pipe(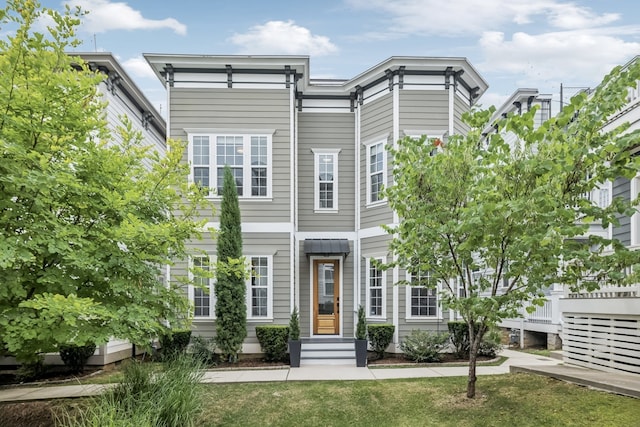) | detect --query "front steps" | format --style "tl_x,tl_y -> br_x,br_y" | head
300,338 -> 356,366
